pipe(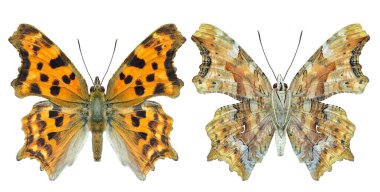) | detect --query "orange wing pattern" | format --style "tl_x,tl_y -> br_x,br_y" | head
106,24 -> 185,106
107,101 -> 178,180
289,24 -> 369,101
10,24 -> 89,106
17,101 -> 87,180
